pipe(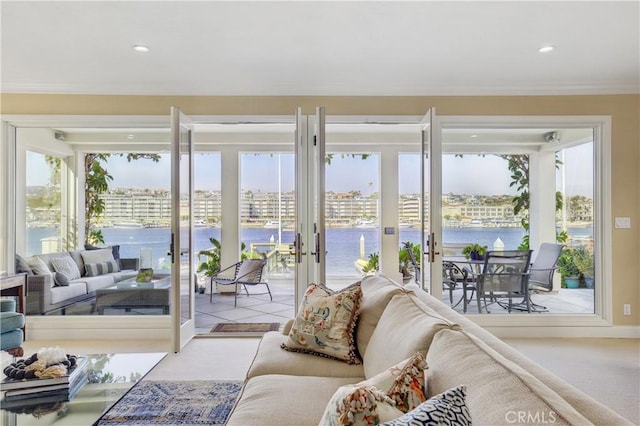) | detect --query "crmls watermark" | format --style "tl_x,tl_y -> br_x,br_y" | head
505,410 -> 557,424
